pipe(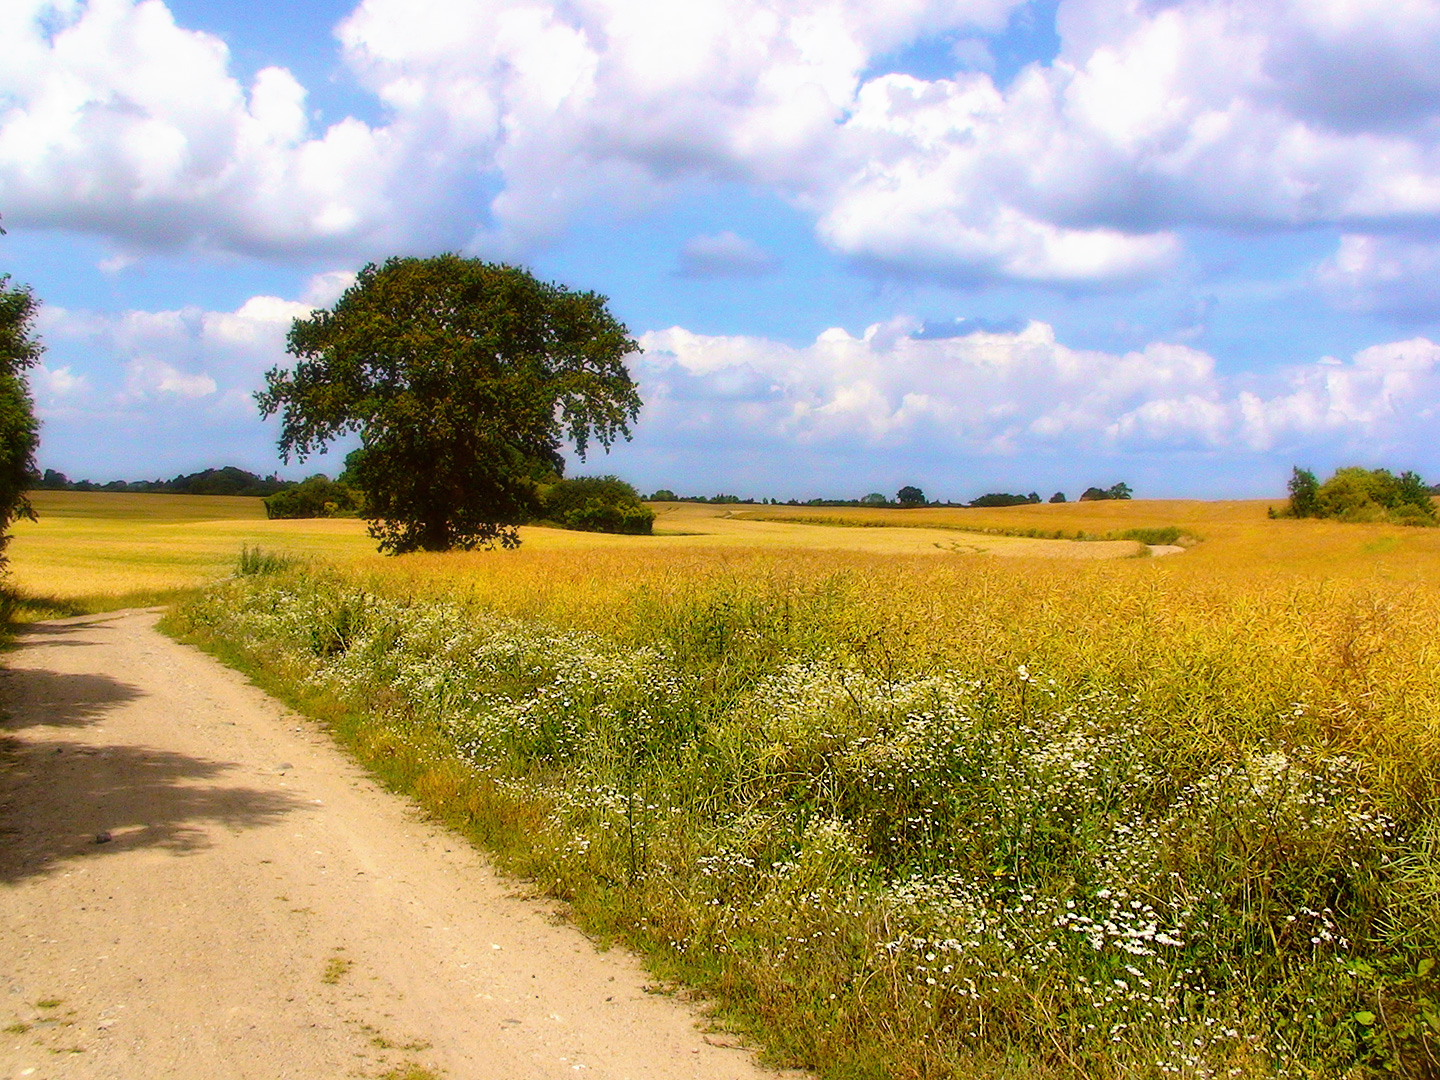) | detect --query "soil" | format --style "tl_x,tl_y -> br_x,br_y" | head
0,610 -> 802,1080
